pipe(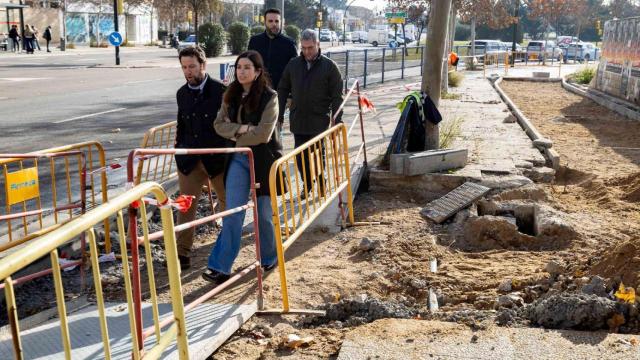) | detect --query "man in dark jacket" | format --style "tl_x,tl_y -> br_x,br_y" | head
43,26 -> 52,52
175,46 -> 228,269
277,29 -> 343,196
9,25 -> 20,52
248,8 -> 297,89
